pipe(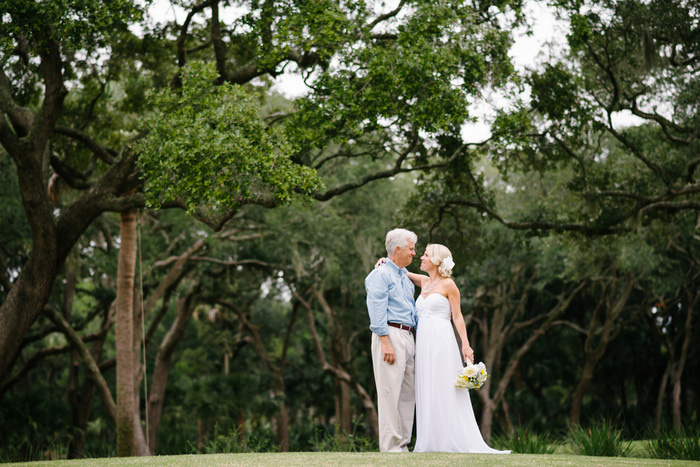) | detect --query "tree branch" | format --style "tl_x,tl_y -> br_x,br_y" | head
54,126 -> 116,164
1,313 -> 112,395
367,0 -> 409,30
32,35 -> 68,153
0,67 -> 35,136
49,155 -> 91,190
43,306 -> 117,422
639,200 -> 700,214
175,0 -> 216,69
210,0 -> 227,83
314,135 -> 456,201
605,125 -> 671,189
